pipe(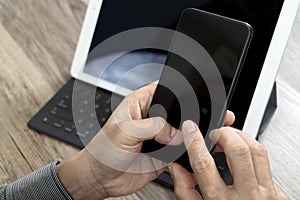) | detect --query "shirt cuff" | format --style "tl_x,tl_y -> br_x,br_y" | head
5,161 -> 73,200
